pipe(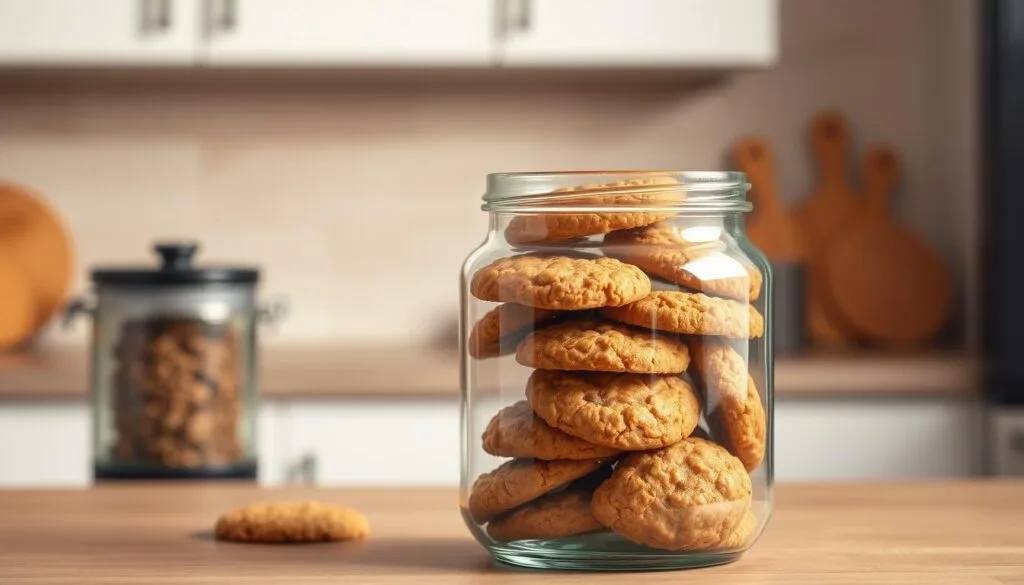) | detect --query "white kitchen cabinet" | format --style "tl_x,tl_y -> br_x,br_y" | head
497,0 -> 777,67
202,0 -> 493,66
271,399 -> 460,486
0,402 -> 90,486
0,0 -> 200,65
